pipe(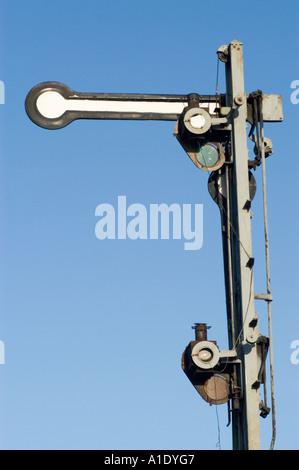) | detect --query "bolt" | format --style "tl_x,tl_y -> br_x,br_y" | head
234,93 -> 245,107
